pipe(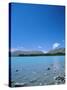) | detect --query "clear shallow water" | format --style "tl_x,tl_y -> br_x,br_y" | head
10,56 -> 65,87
